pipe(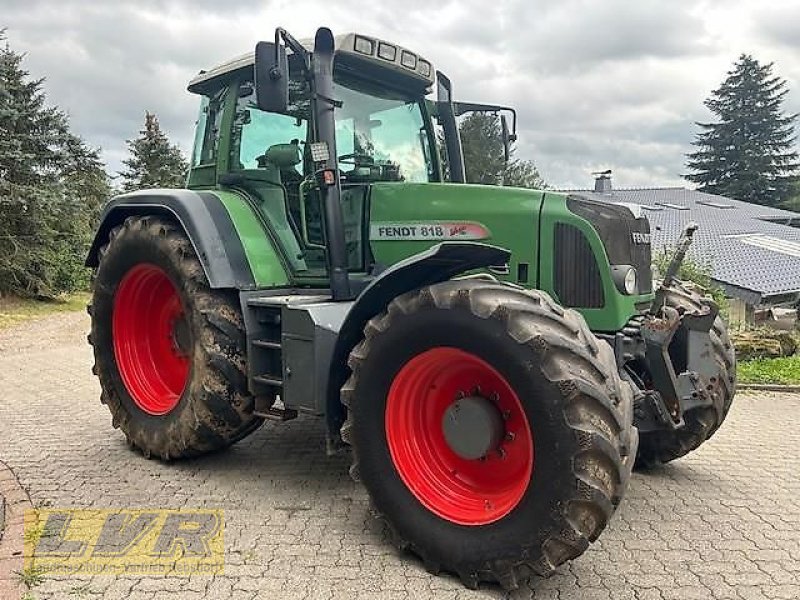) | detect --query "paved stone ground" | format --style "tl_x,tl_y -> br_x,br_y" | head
0,312 -> 799,600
